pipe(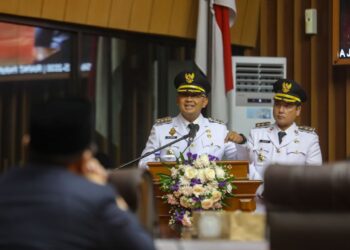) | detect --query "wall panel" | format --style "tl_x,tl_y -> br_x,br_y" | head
0,0 -> 19,13
168,0 -> 195,38
17,0 -> 43,17
87,0 -> 112,27
149,0 -> 173,35
108,0 -> 134,30
129,0 -> 153,33
64,0 -> 90,24
42,0 -> 67,21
